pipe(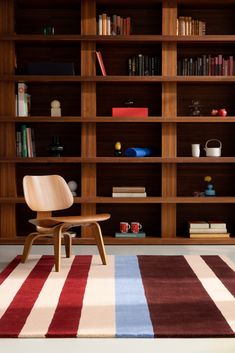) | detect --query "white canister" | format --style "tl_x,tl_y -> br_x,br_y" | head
204,139 -> 222,157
